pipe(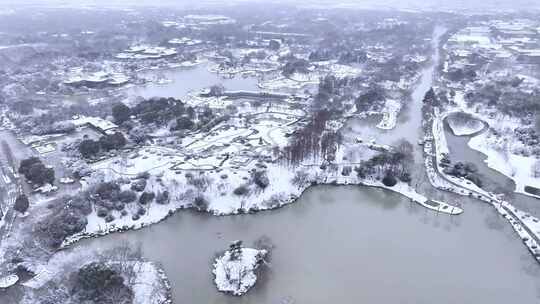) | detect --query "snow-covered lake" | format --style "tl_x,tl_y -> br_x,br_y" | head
78,185 -> 540,303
